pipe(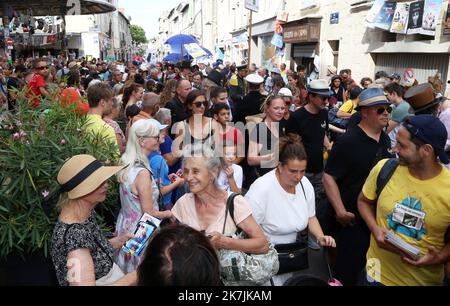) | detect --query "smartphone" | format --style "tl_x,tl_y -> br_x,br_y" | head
121,220 -> 157,256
